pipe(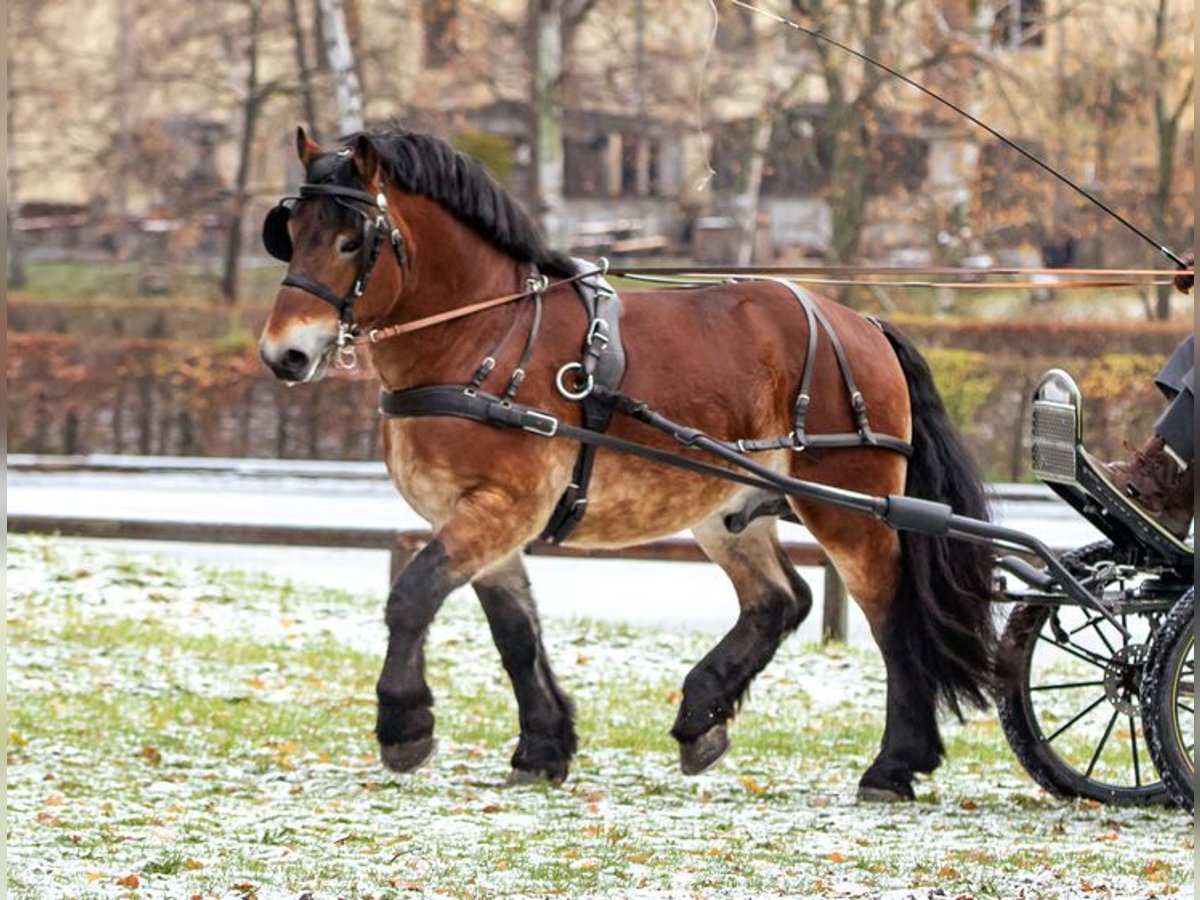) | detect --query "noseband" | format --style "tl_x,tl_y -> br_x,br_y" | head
263,173 -> 407,359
